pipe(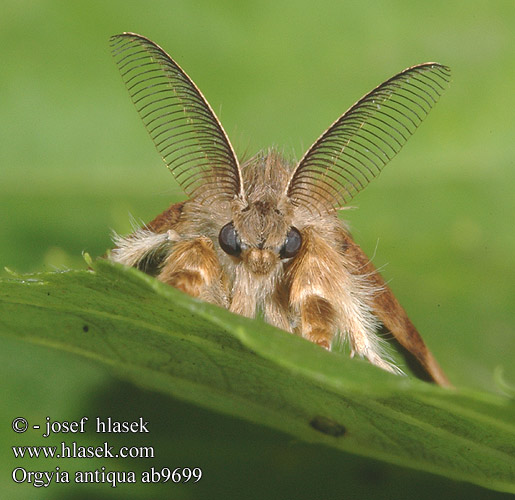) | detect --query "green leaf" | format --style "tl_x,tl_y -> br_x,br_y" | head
0,260 -> 514,493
